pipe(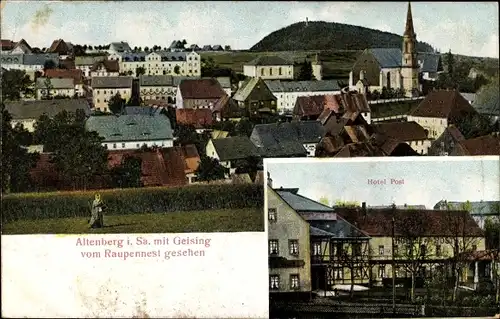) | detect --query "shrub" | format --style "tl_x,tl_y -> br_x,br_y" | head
2,184 -> 263,222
